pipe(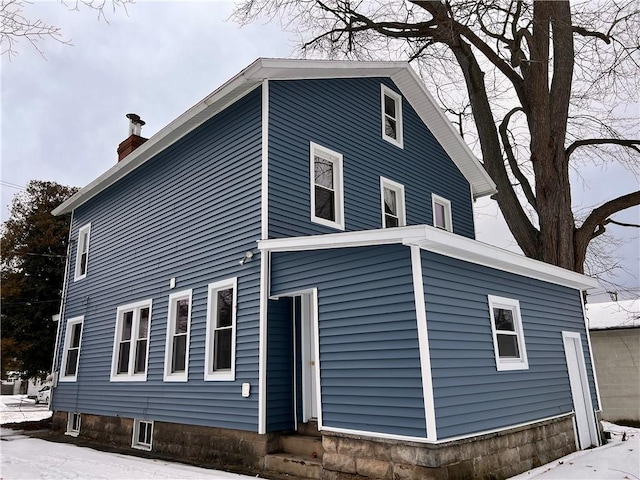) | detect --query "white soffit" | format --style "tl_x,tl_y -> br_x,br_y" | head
53,58 -> 495,215
258,225 -> 598,291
